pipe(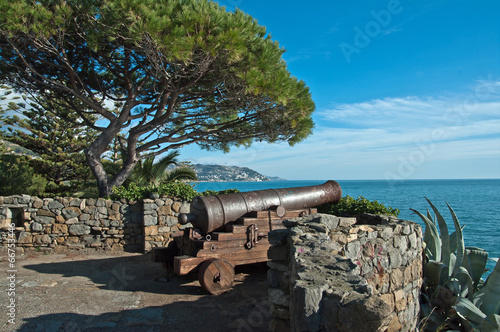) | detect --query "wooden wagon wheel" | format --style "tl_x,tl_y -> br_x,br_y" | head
198,258 -> 235,295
